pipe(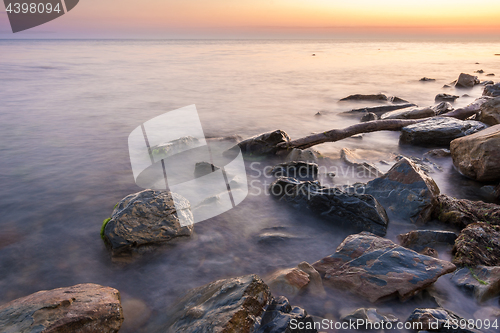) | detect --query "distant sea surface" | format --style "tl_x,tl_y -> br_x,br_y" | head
1,40 -> 499,331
